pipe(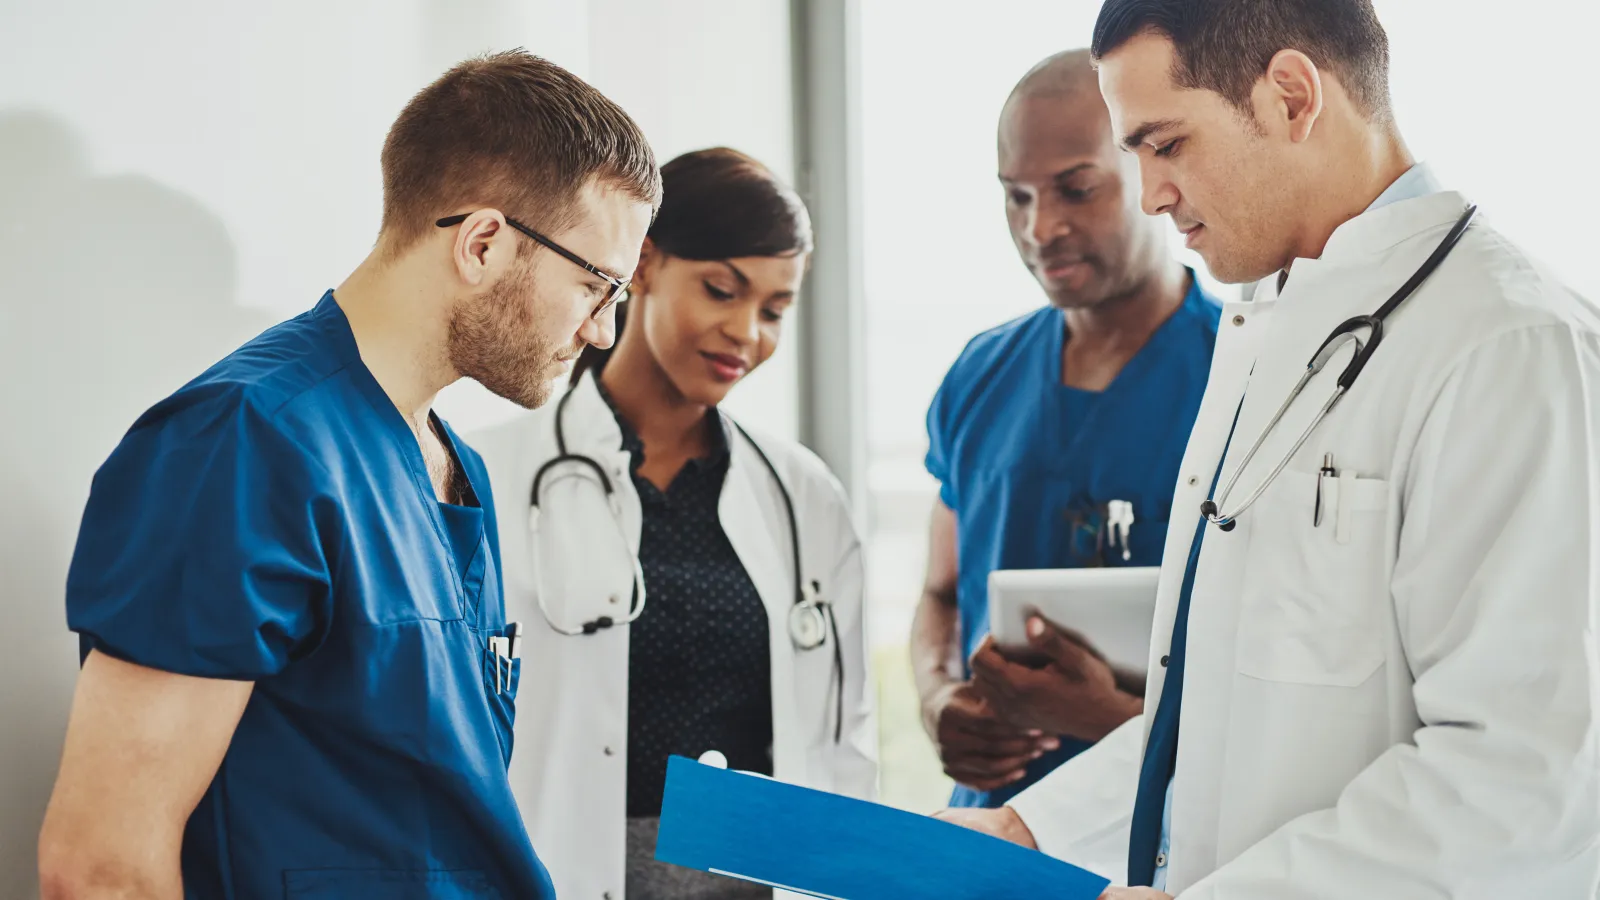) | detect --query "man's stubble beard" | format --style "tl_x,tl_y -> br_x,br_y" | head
447,264 -> 568,410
